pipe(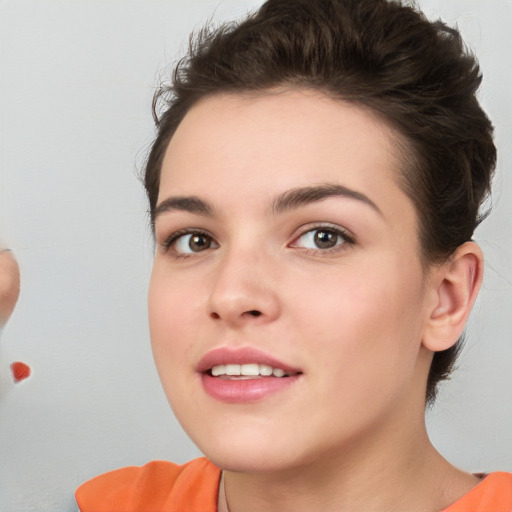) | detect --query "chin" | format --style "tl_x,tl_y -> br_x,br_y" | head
182,421 -> 290,471
204,446 -> 301,474
190,421 -> 325,474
